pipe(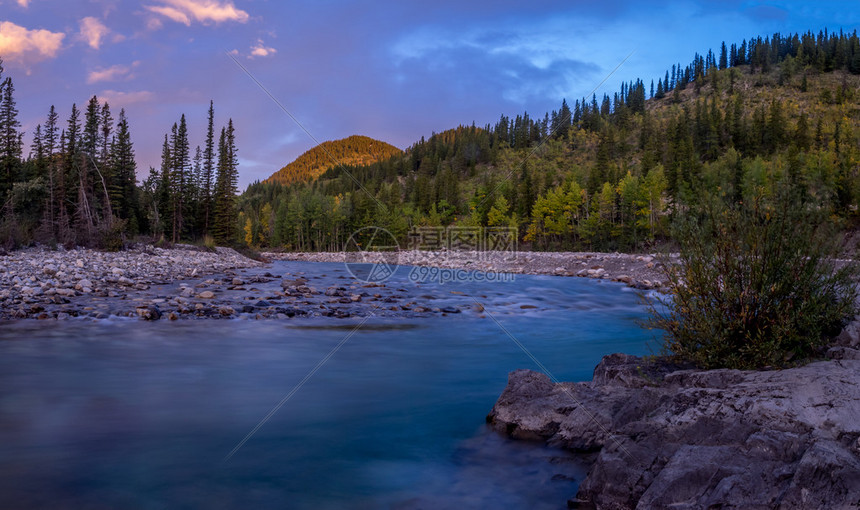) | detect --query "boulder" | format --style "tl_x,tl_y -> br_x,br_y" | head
488,355 -> 860,509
